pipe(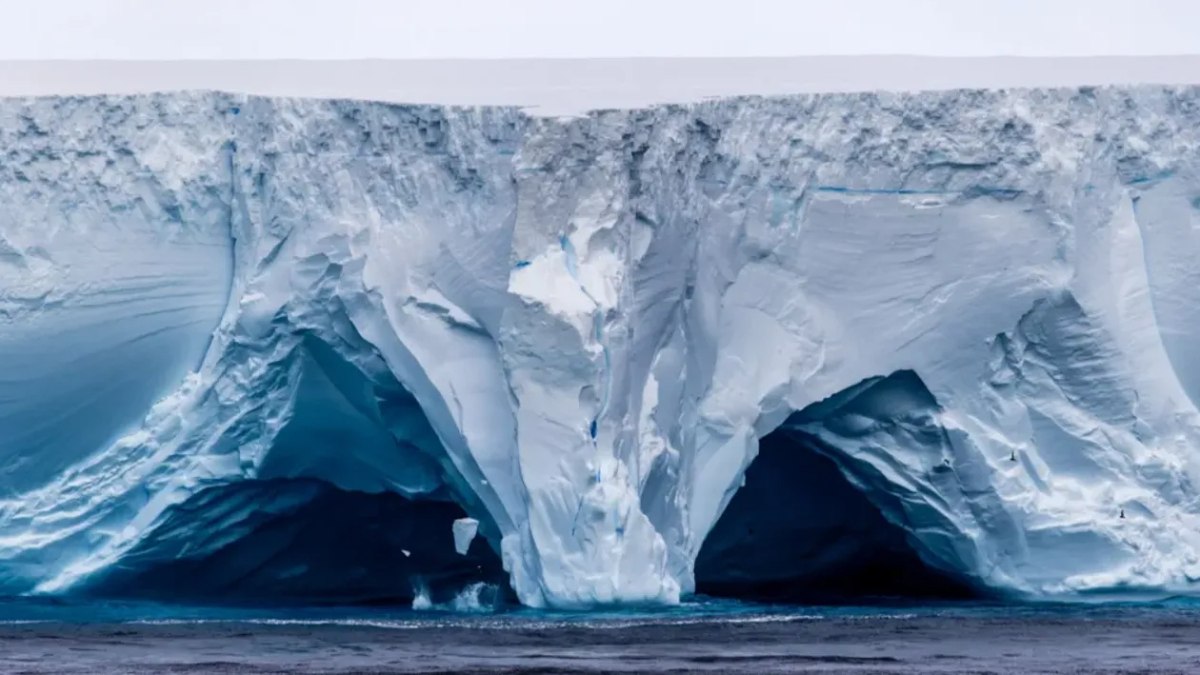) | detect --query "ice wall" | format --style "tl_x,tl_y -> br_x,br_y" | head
4,87 -> 1200,607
